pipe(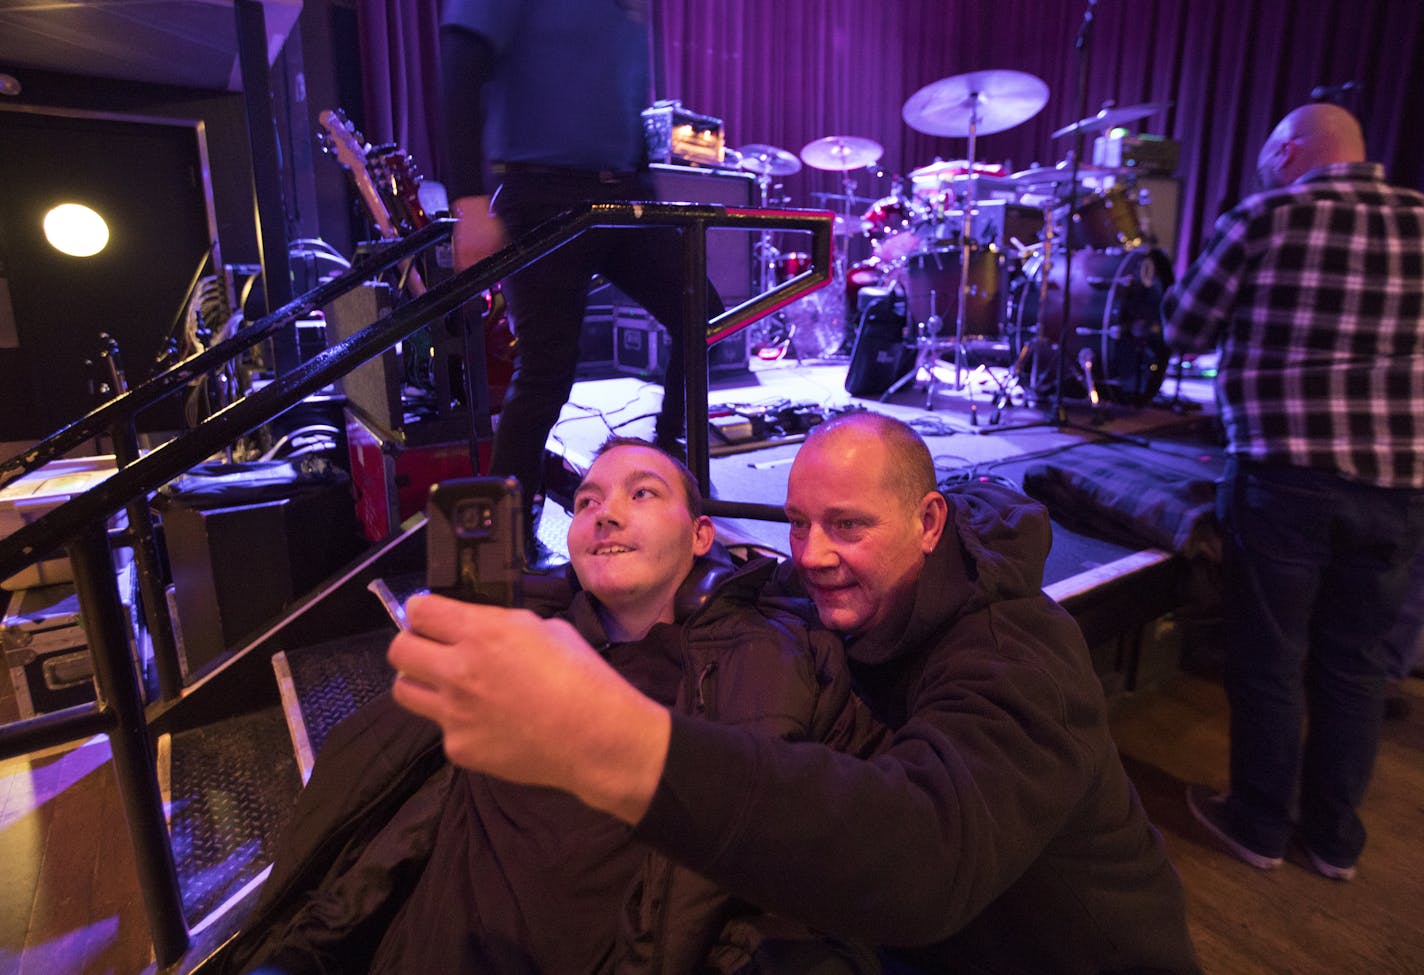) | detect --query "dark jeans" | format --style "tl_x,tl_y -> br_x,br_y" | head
489,168 -> 723,528
1217,458 -> 1424,863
